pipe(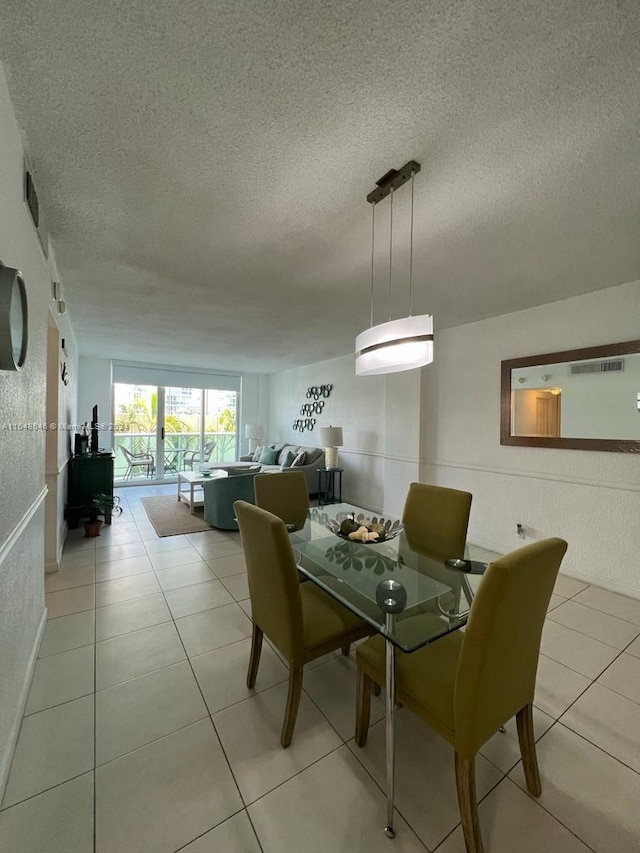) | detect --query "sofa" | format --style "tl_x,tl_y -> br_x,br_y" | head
239,443 -> 325,495
203,470 -> 260,530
